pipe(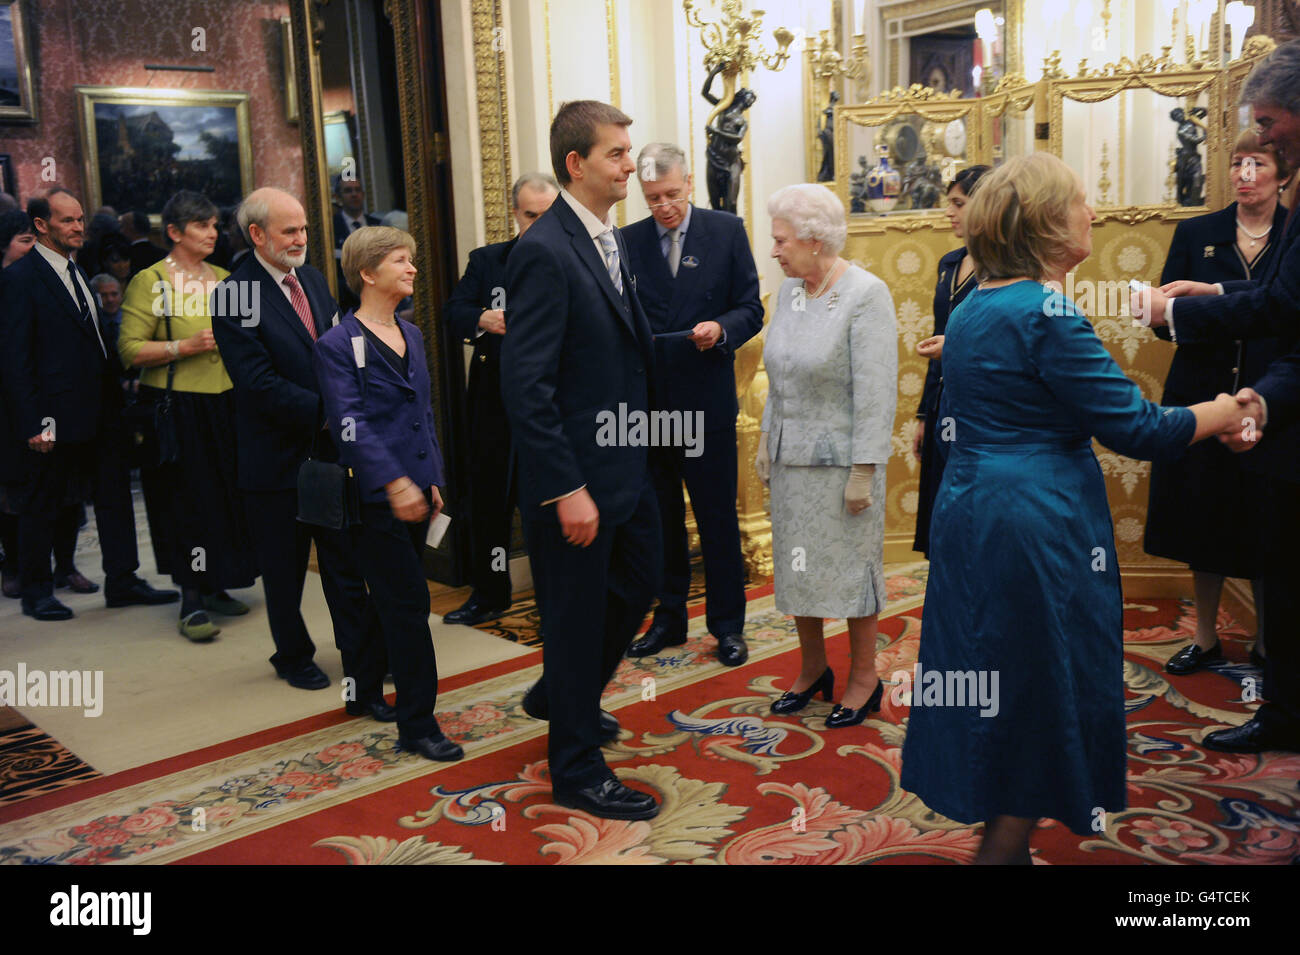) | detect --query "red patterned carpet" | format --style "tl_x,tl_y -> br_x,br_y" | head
1,577 -> 1296,865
